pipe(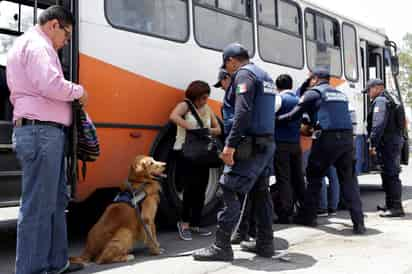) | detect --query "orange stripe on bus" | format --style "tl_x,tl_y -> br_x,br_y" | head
76,54 -> 221,201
